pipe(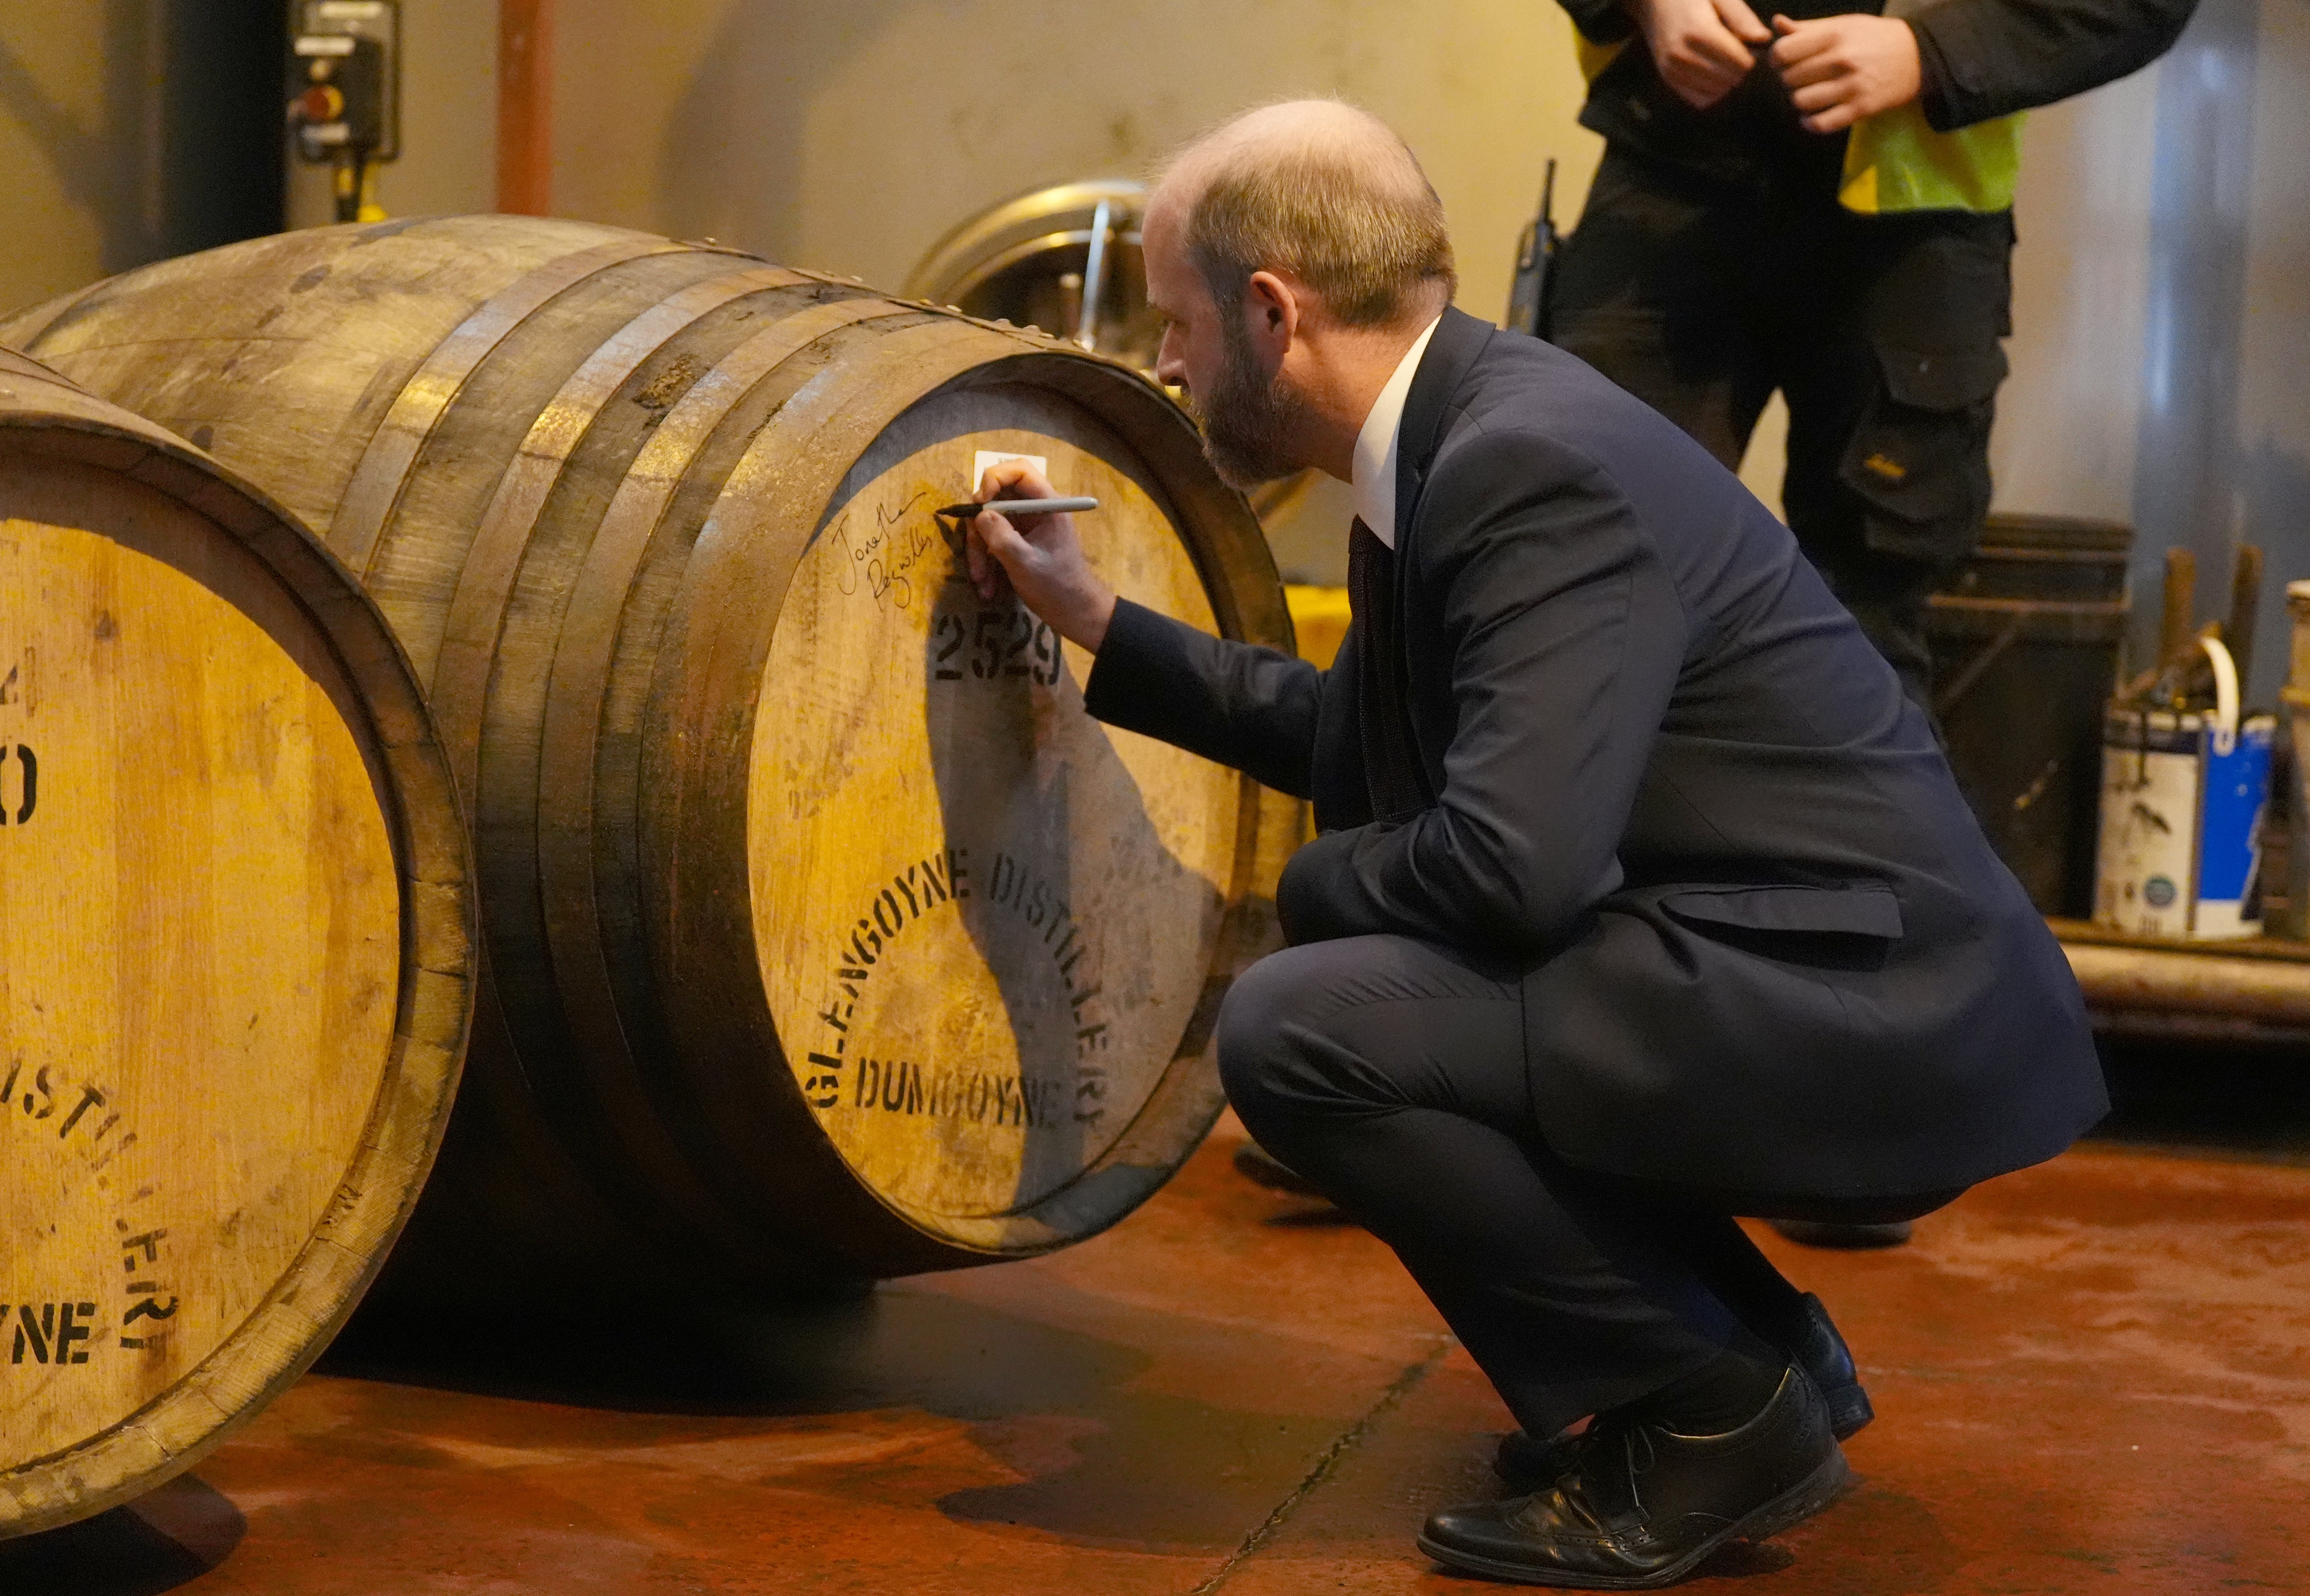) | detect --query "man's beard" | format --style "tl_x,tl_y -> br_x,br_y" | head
1186,322 -> 1311,491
